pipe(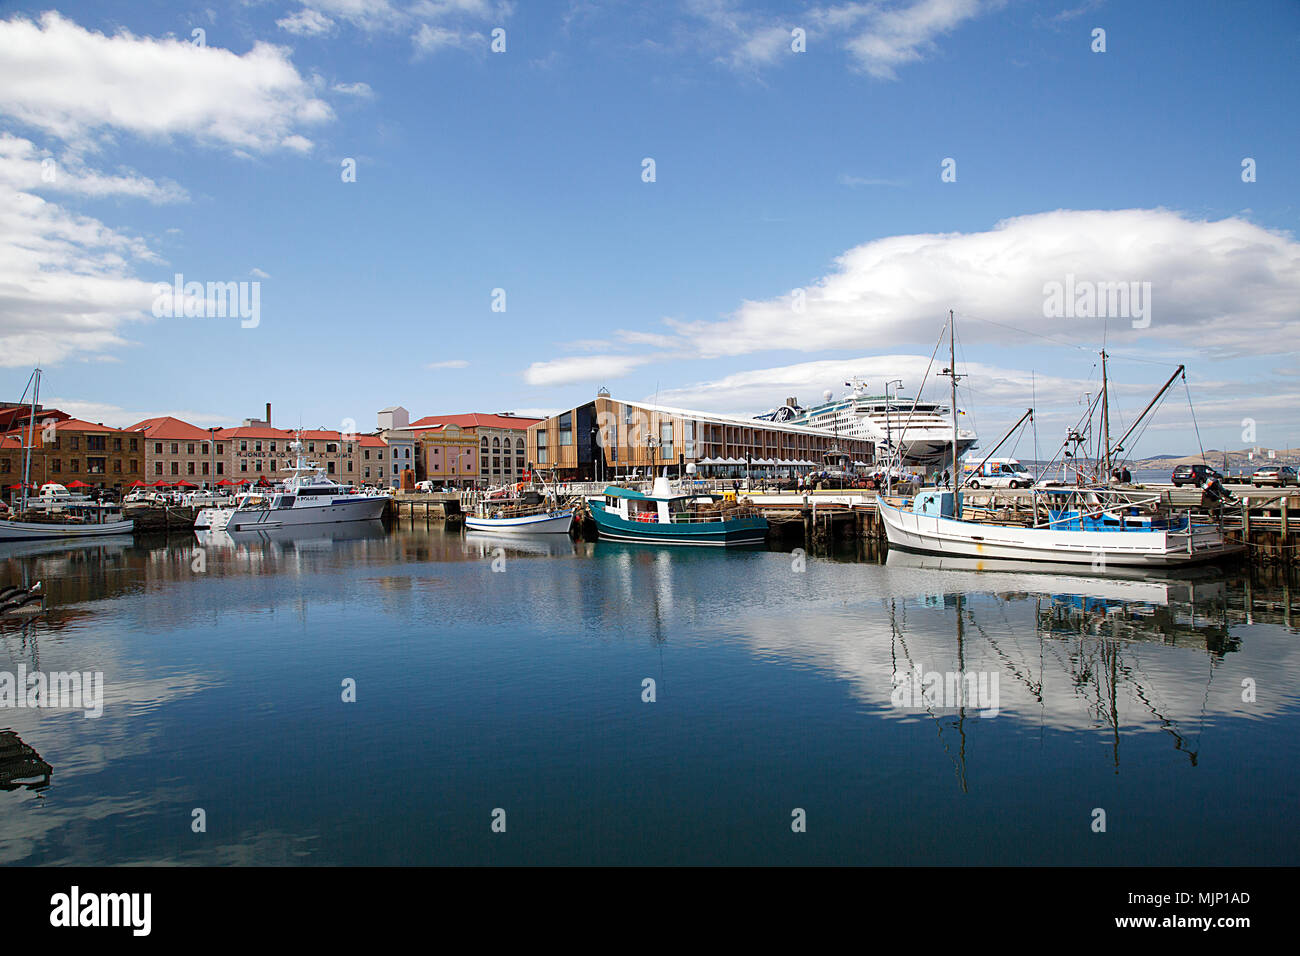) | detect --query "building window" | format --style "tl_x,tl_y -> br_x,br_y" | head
559,412 -> 573,446
660,421 -> 673,460
171,442 -> 178,454
202,462 -> 209,475
87,457 -> 106,474
216,443 -> 223,454
113,460 -> 122,474
270,441 -> 277,453
327,461 -> 335,474
52,459 -> 61,473
347,461 -> 353,472
154,461 -> 163,475
187,462 -> 196,475
113,438 -> 122,451
171,462 -> 179,475
130,438 -> 138,451
130,460 -> 138,474
71,437 -> 80,450
216,462 -> 224,475
327,443 -> 337,454
88,435 -> 106,451
187,443 -> 195,454
255,441 -> 262,452
154,442 -> 163,455
70,459 -> 78,471
202,443 -> 209,455
240,440 -> 248,452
